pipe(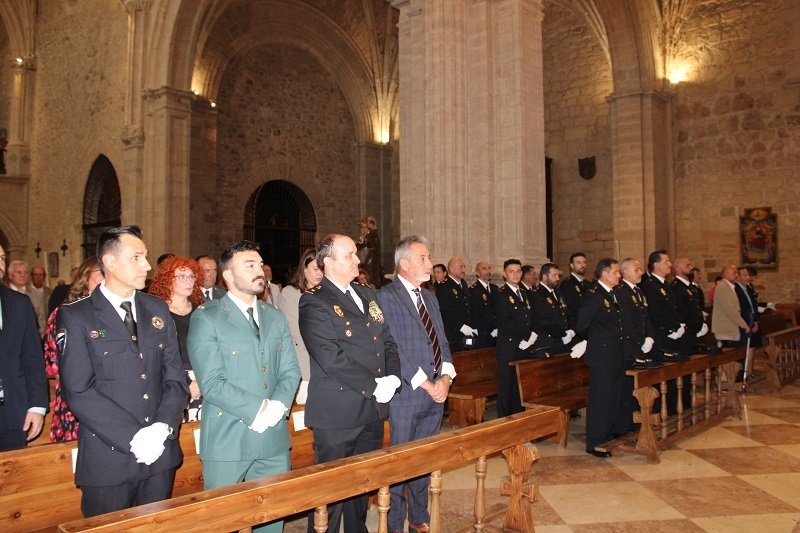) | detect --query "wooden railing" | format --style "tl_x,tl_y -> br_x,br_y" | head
763,326 -> 800,389
601,347 -> 744,463
57,408 -> 562,533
